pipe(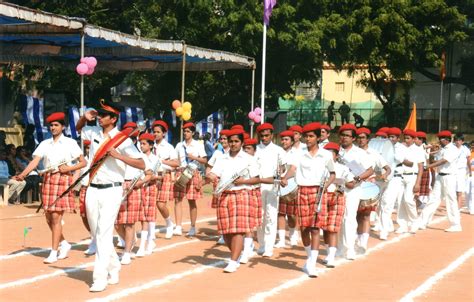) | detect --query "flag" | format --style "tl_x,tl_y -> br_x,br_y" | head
23,227 -> 32,237
440,51 -> 446,81
404,103 -> 417,131
263,0 -> 277,26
